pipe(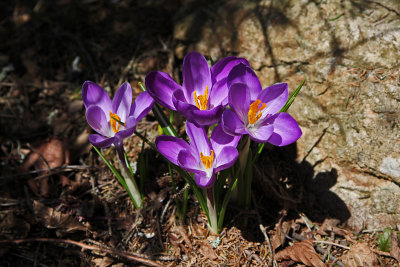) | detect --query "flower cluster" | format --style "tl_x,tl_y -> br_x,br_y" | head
146,51 -> 302,188
82,51 -> 303,232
